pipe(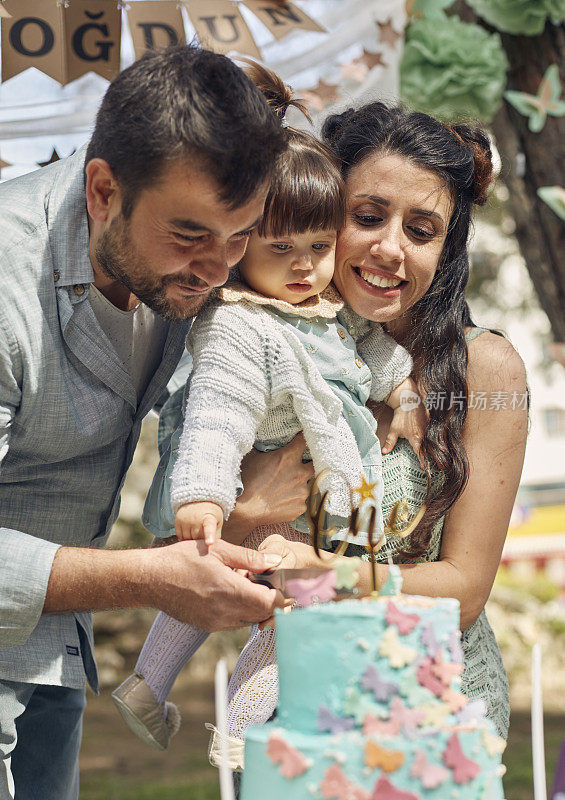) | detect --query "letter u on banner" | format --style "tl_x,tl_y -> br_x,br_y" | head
63,0 -> 122,84
127,2 -> 186,60
185,0 -> 261,59
1,0 -> 65,83
242,1 -> 325,40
